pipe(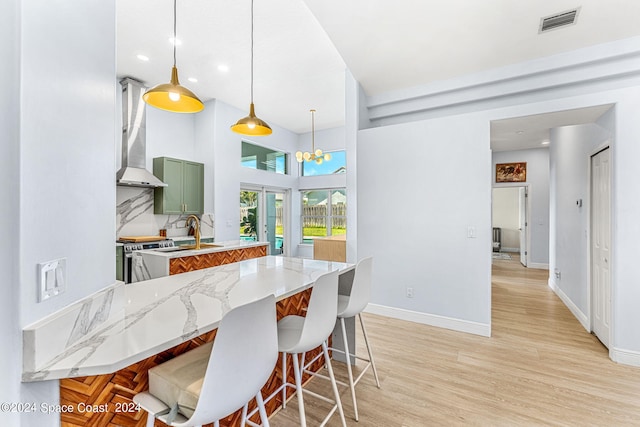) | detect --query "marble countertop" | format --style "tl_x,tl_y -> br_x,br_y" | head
22,256 -> 352,382
139,239 -> 268,259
